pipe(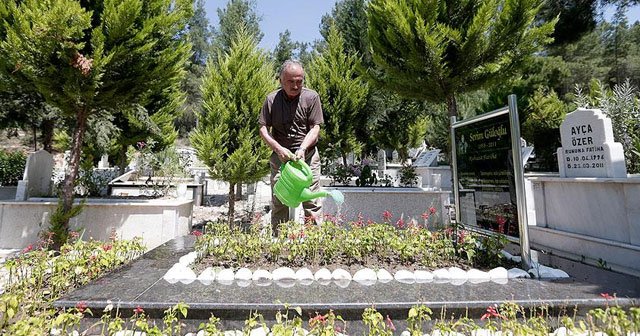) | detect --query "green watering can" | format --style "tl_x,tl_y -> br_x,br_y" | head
274,159 -> 343,208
